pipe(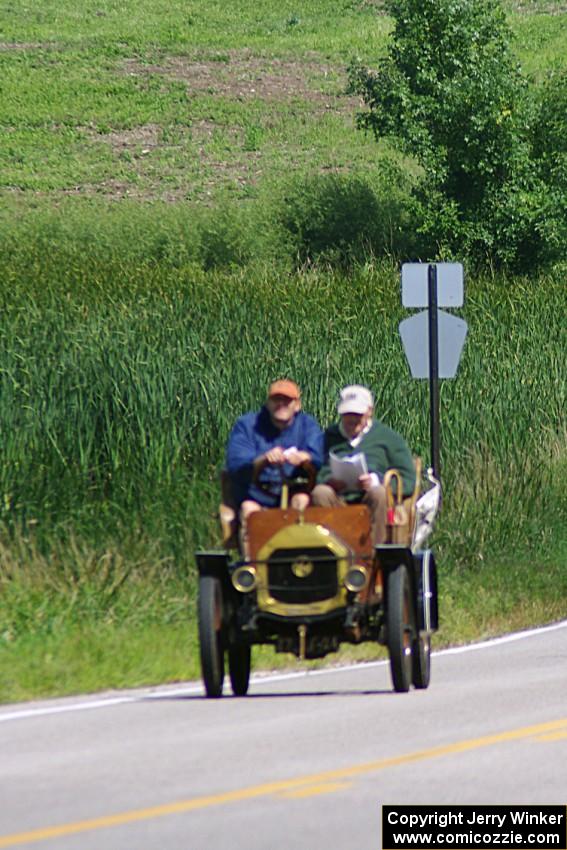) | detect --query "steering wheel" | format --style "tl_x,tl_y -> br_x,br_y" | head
252,459 -> 317,497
